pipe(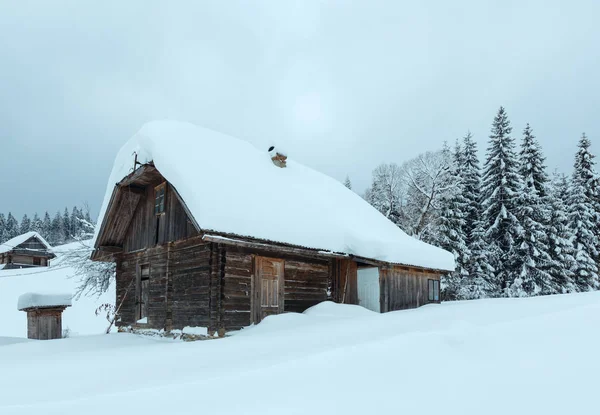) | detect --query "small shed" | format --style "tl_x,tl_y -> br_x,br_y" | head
18,293 -> 72,340
0,232 -> 55,269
